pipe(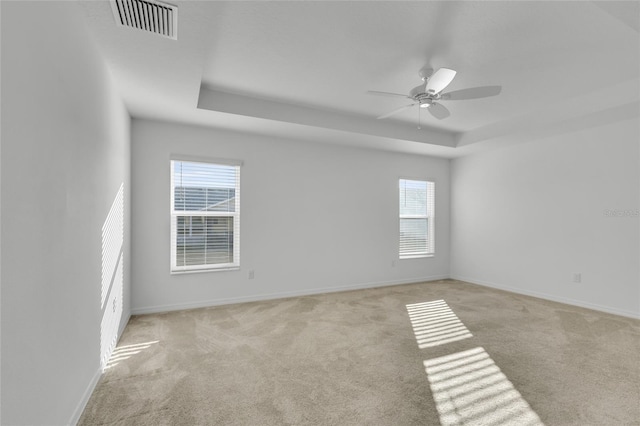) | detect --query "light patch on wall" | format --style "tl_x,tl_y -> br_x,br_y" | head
101,183 -> 125,371
406,300 -> 473,348
101,183 -> 124,308
424,347 -> 544,426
